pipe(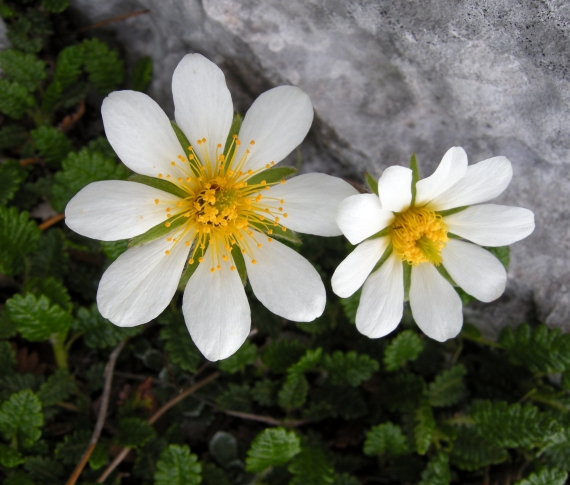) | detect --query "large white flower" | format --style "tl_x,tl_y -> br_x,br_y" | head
332,147 -> 535,342
66,54 -> 357,361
